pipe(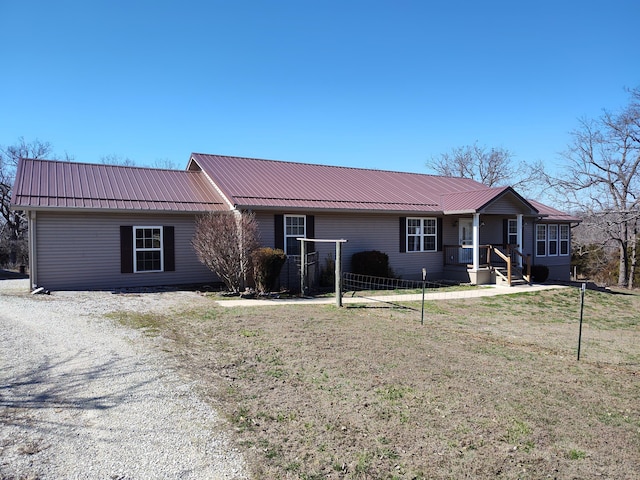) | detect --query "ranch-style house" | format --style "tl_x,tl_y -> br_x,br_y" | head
11,153 -> 579,291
